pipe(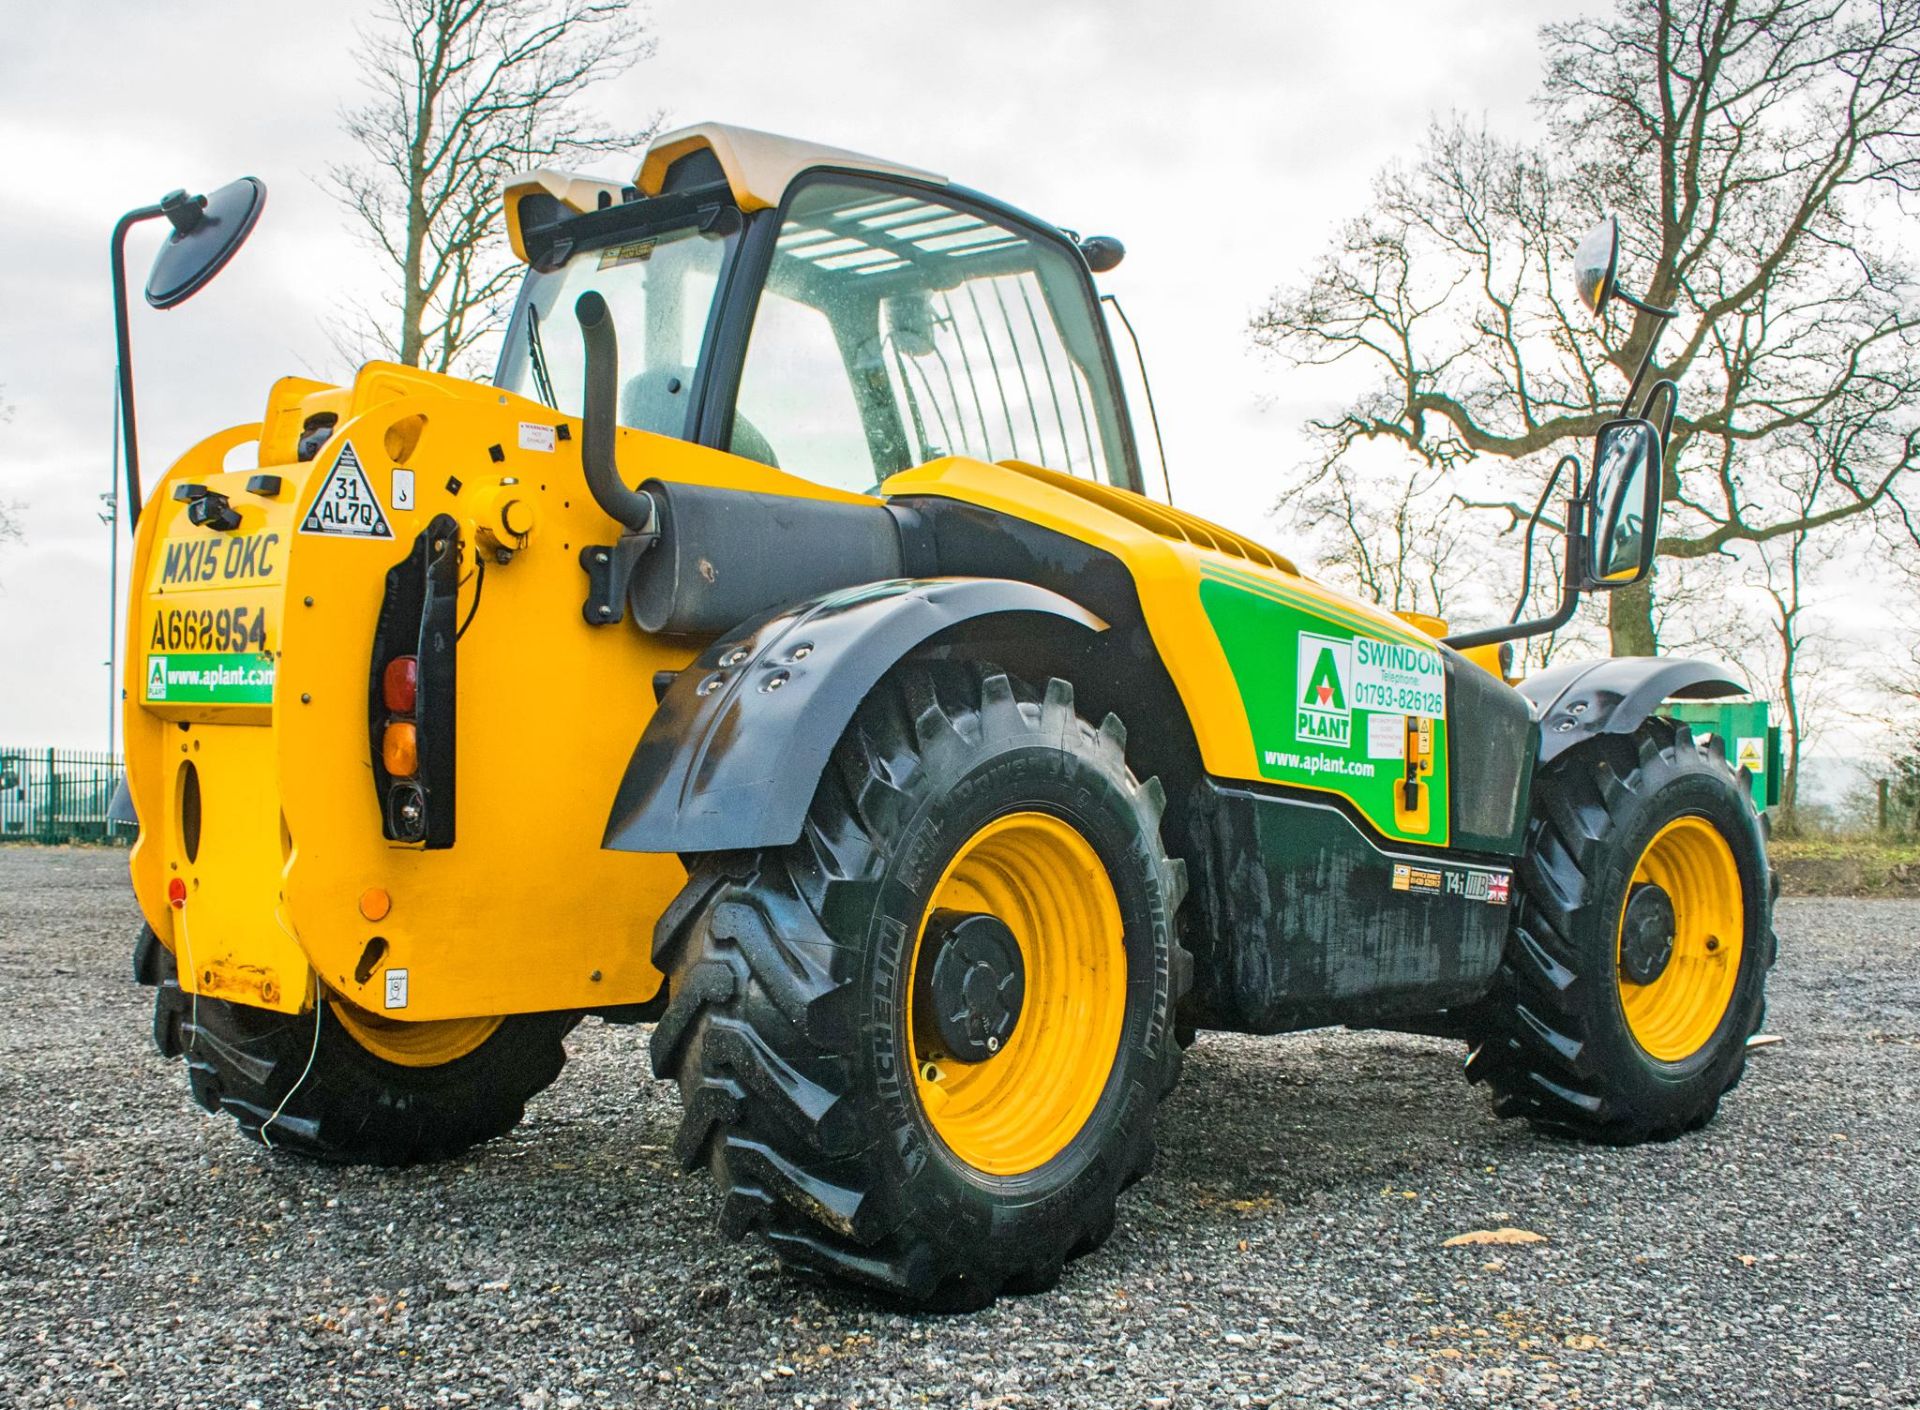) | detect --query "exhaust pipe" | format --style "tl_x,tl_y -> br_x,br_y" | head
574,290 -> 656,532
